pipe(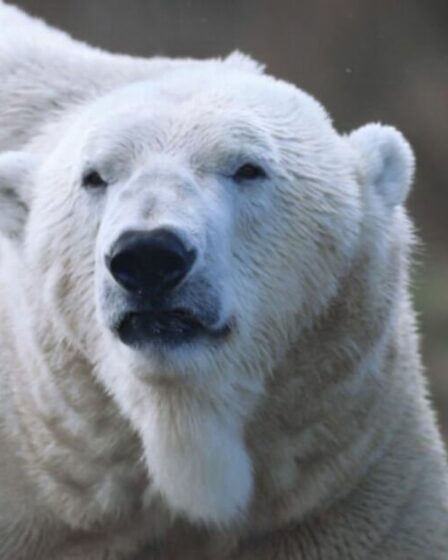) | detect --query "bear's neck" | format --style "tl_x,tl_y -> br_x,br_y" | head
5,288 -> 150,531
233,229 -> 447,557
